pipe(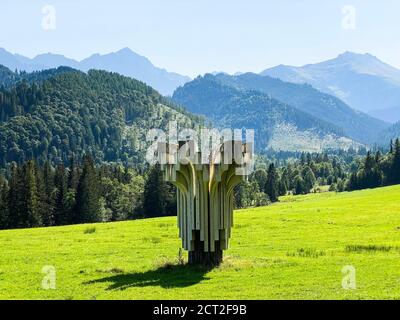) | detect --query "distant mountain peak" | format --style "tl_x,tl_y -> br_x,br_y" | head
117,47 -> 135,54
338,51 -> 375,58
337,51 -> 360,58
334,51 -> 380,64
114,47 -> 138,57
0,47 -> 190,96
111,47 -> 151,64
34,52 -> 67,59
261,52 -> 400,122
